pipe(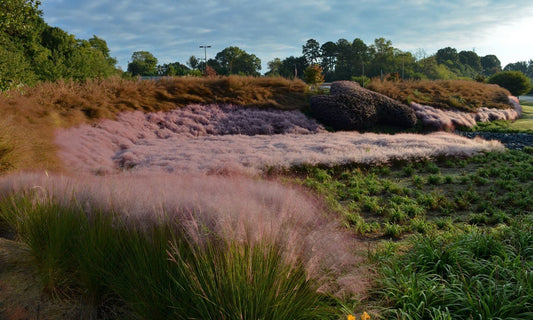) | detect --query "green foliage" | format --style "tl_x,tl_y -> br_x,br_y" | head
300,149 -> 533,236
127,51 -> 158,76
303,64 -> 324,87
0,0 -> 118,88
0,193 -> 333,319
351,75 -> 370,88
481,54 -> 502,76
488,71 -> 532,96
0,0 -> 43,38
213,46 -> 262,76
0,36 -> 37,90
302,39 -> 321,65
377,224 -> 533,319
